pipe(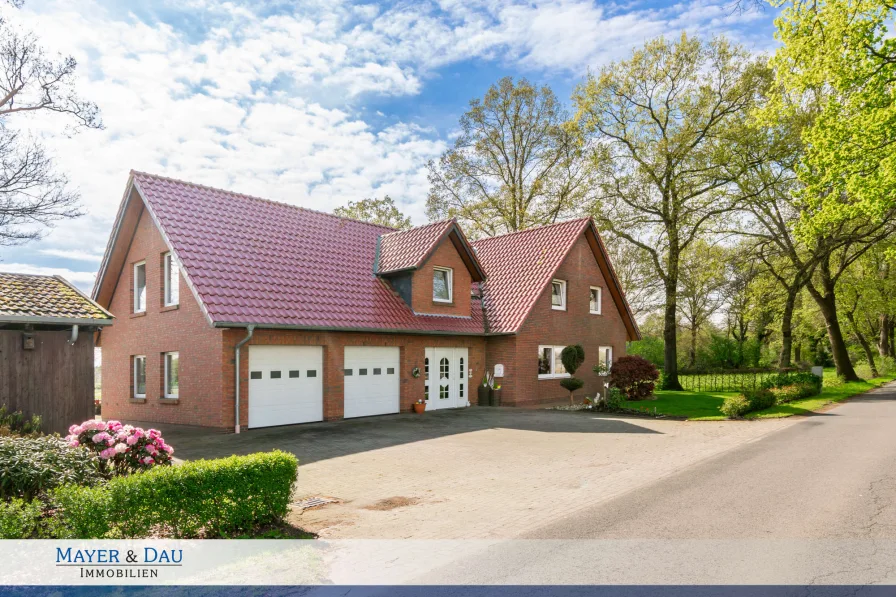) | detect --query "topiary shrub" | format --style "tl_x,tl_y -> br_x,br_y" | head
721,388 -> 776,419
51,451 -> 299,539
0,498 -> 44,539
608,355 -> 660,400
0,435 -> 102,501
560,345 -> 585,405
